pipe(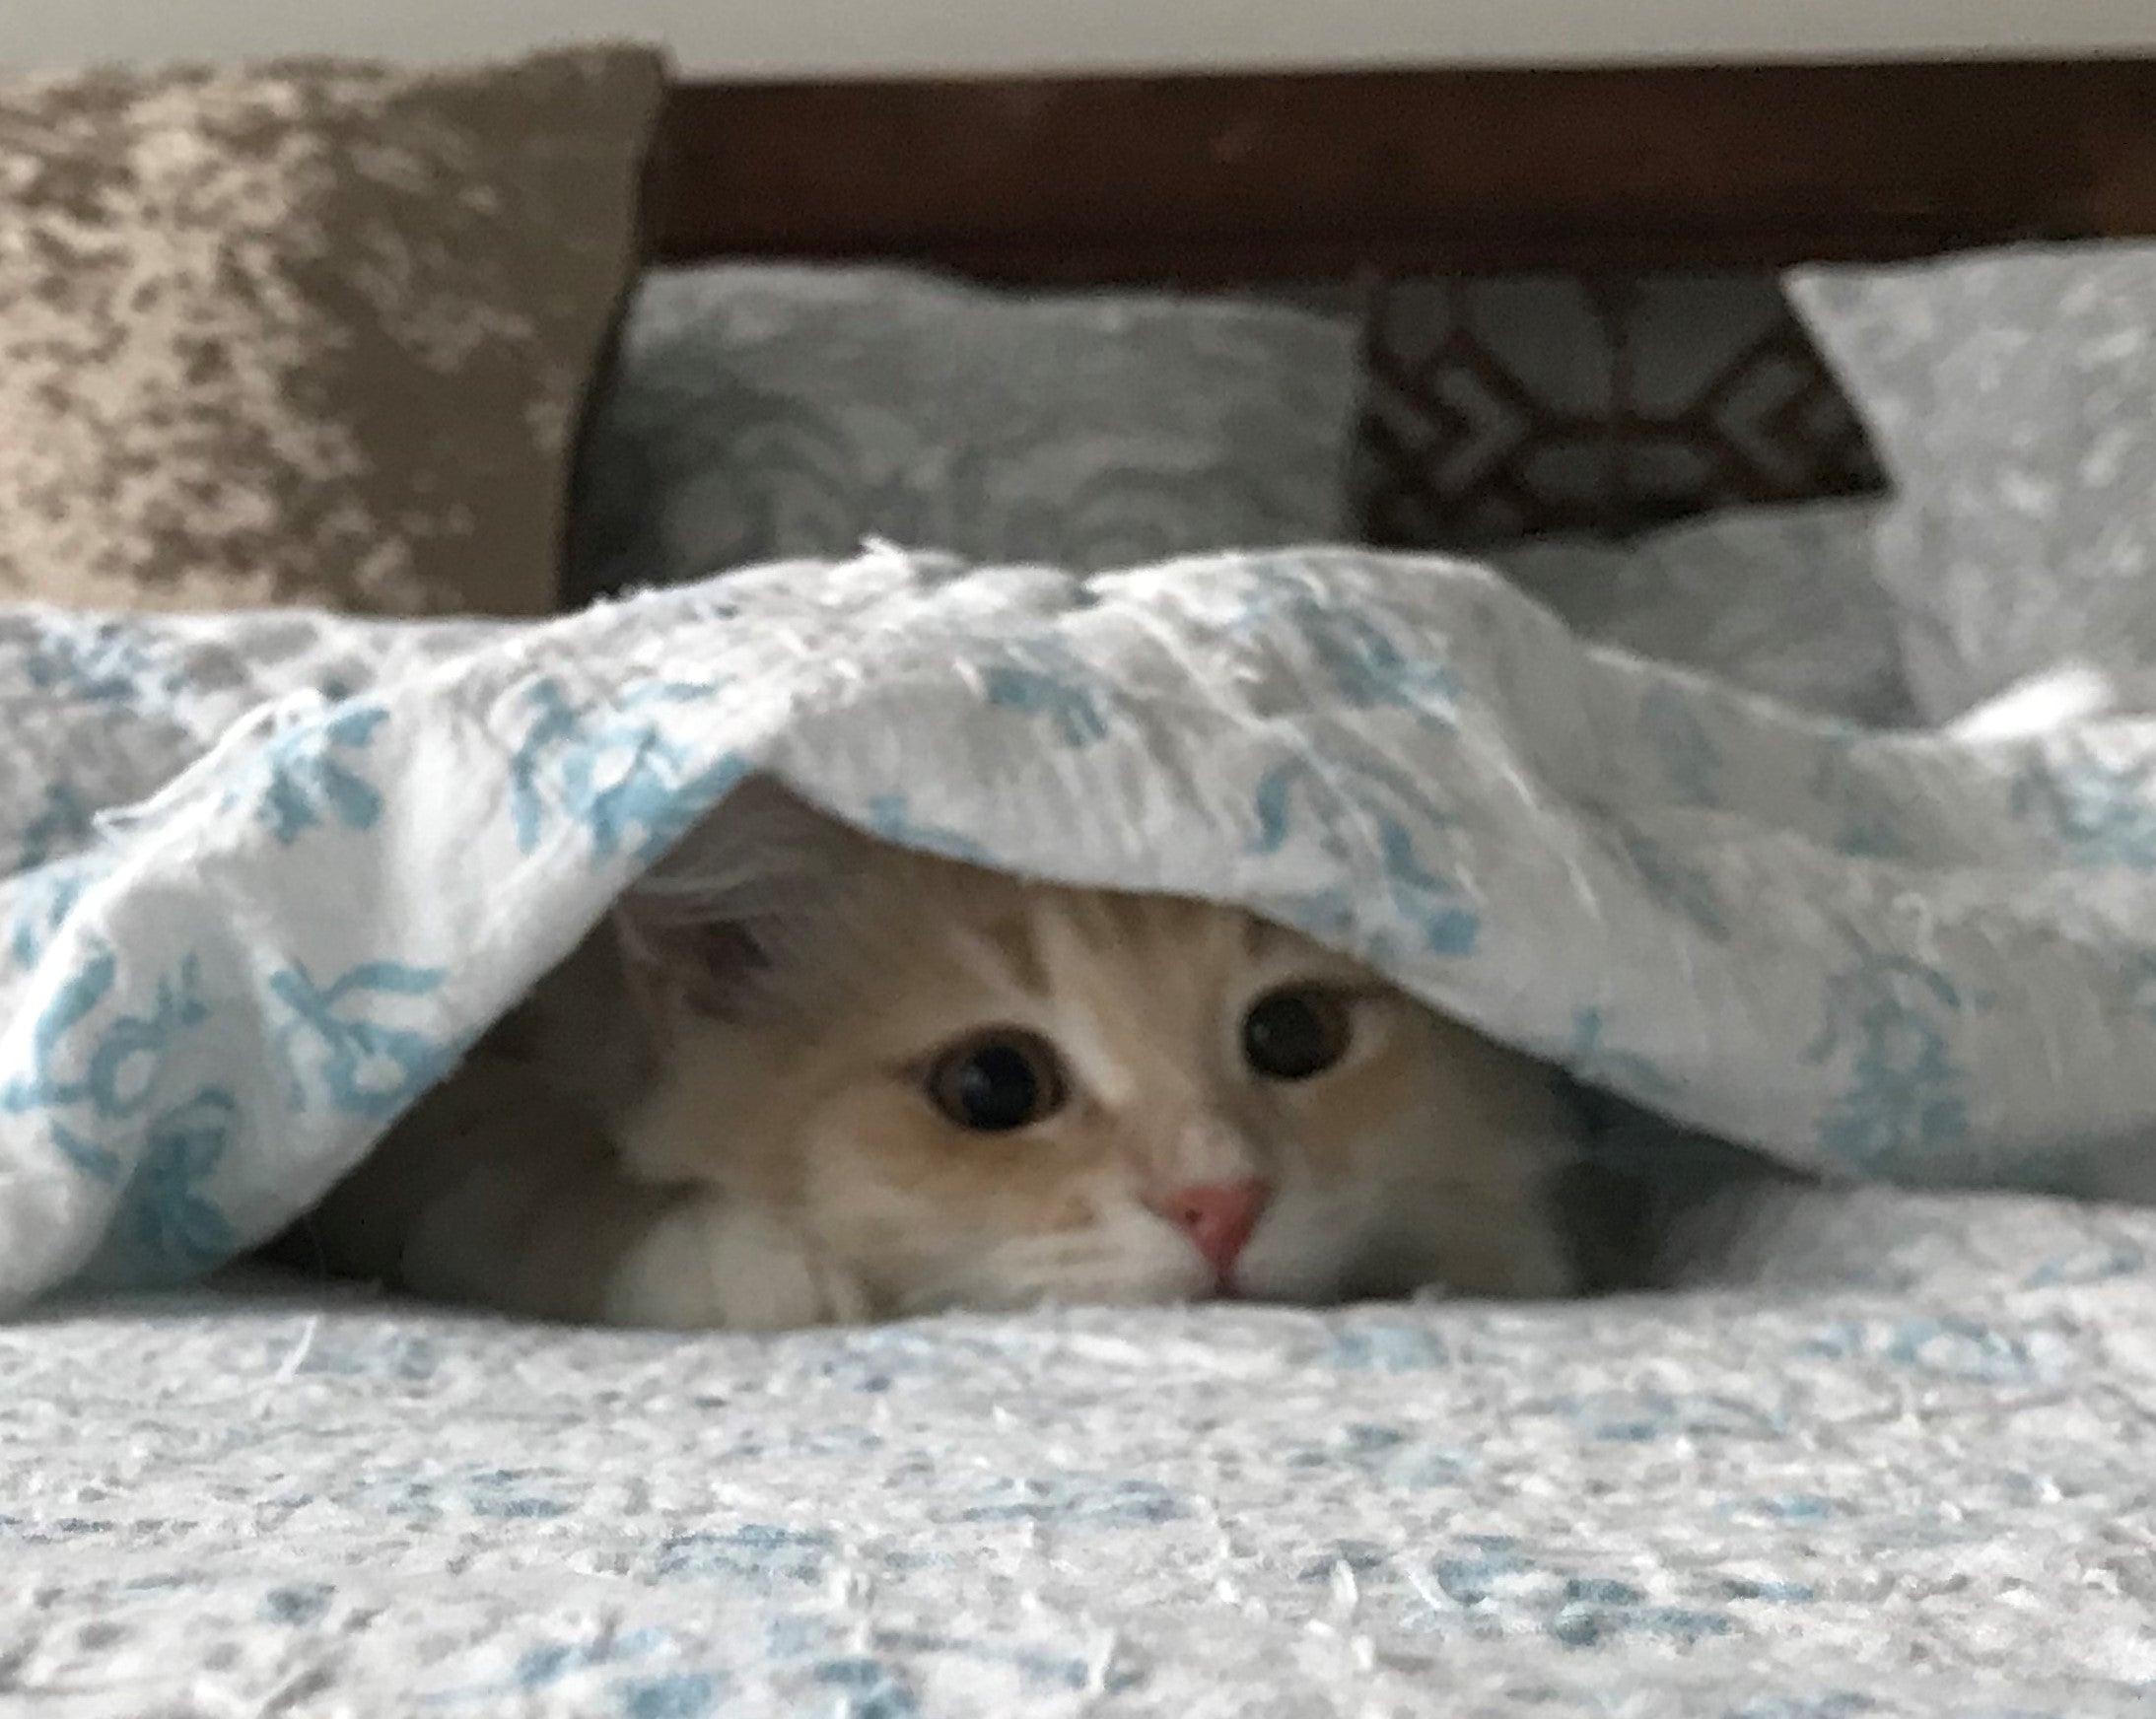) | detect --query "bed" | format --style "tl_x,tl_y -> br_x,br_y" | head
8,53 -> 2156,1718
